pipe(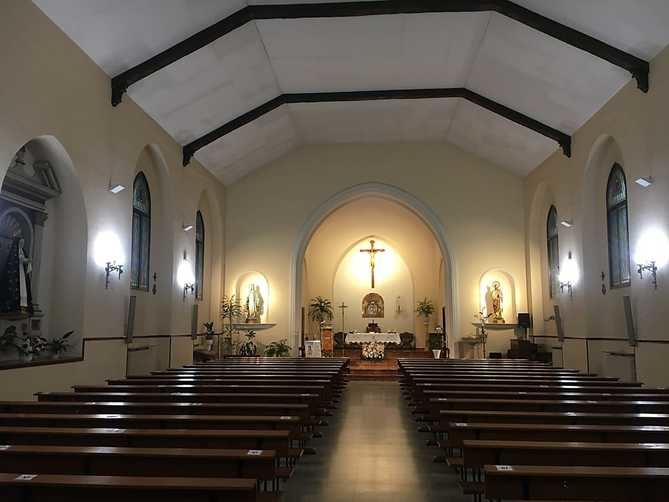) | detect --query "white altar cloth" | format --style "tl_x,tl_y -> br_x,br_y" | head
346,332 -> 401,345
